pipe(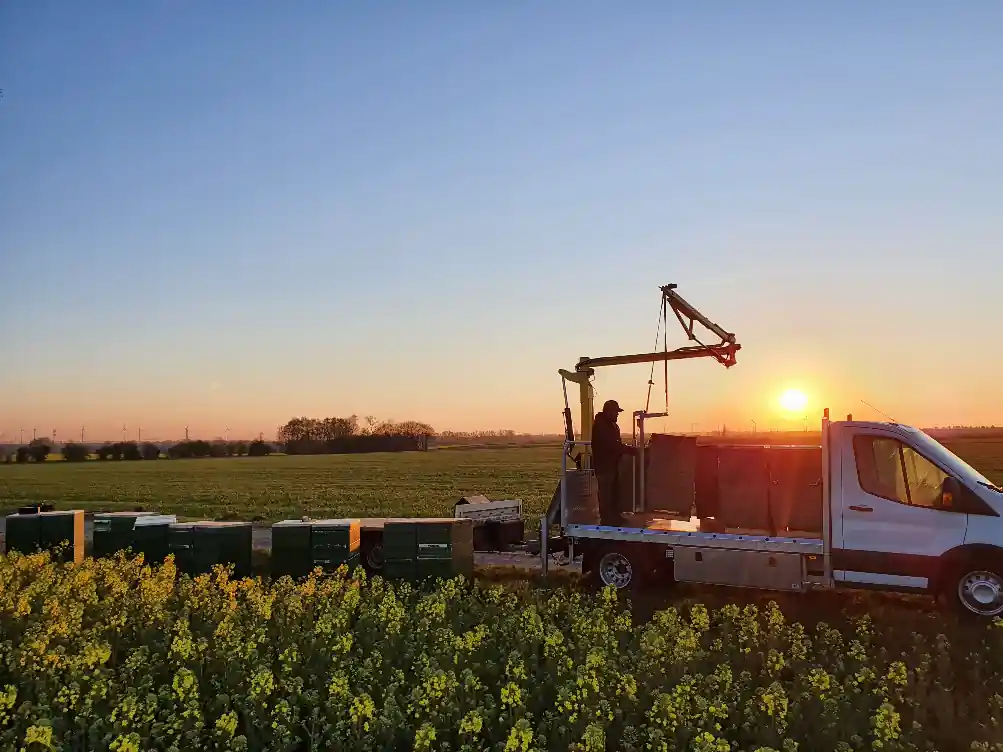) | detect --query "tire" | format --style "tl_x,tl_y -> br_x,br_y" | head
363,541 -> 385,572
588,543 -> 667,592
948,565 -> 1003,619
